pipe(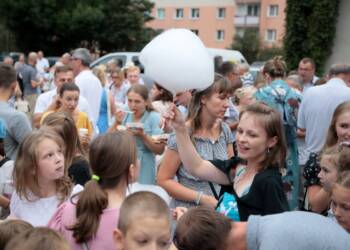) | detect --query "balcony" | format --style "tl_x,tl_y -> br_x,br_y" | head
236,0 -> 261,3
234,16 -> 260,26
